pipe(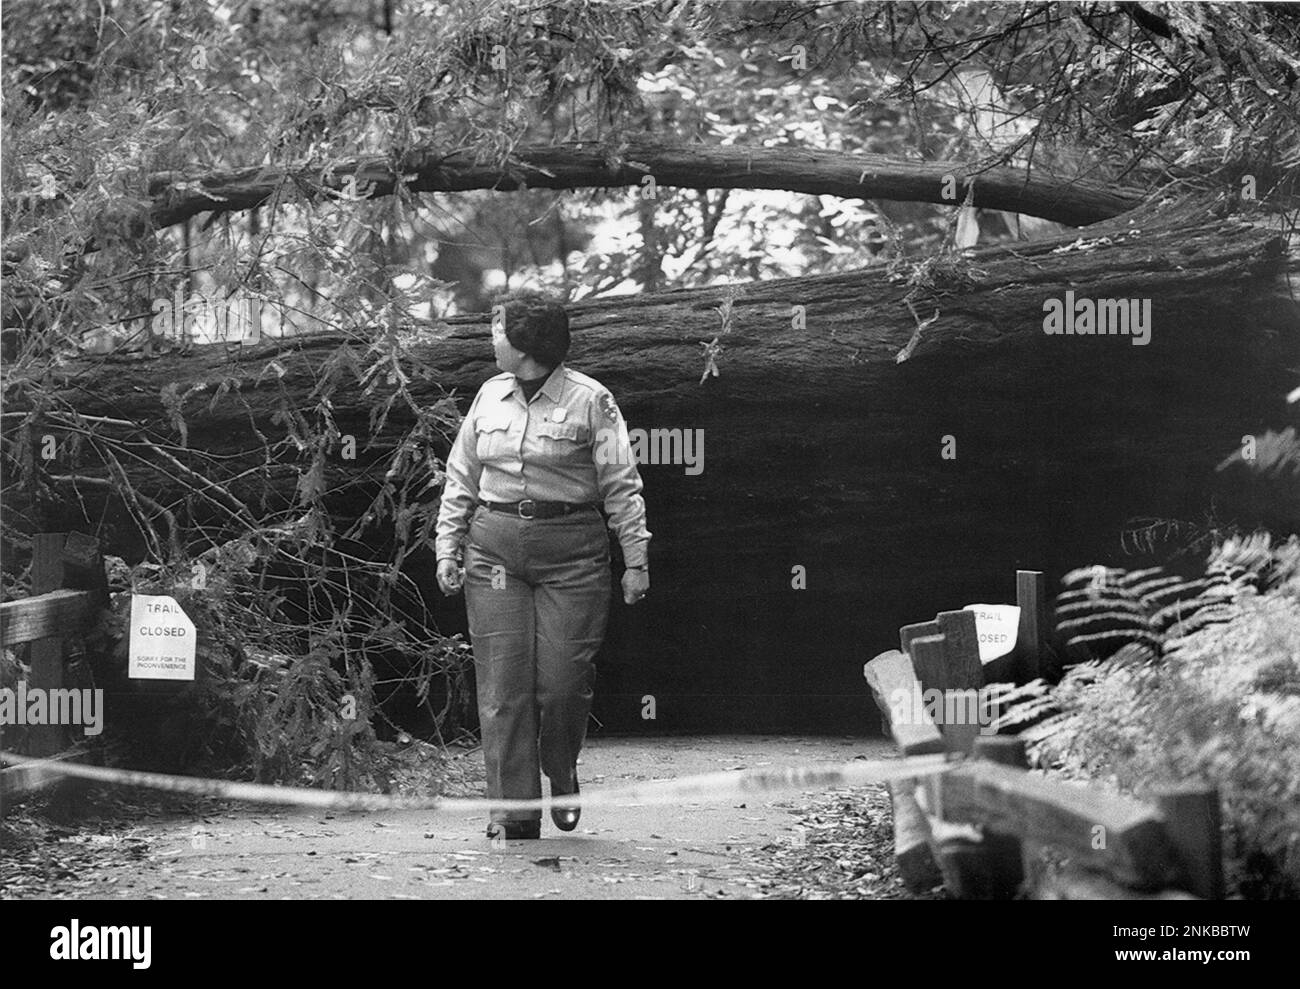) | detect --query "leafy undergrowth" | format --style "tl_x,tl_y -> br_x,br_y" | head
751,784 -> 942,900
0,738 -> 483,898
1002,534 -> 1300,899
